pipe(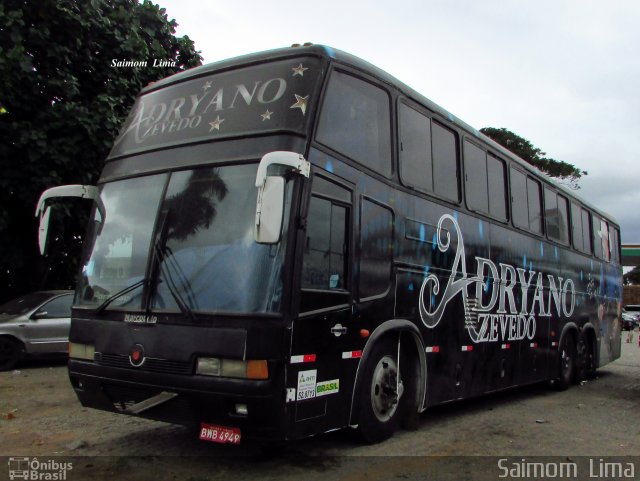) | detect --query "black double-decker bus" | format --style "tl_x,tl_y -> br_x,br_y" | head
36,45 -> 622,445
